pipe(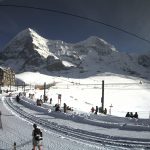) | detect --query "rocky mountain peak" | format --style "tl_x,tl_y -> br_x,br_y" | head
2,28 -> 50,59
84,36 -> 117,52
